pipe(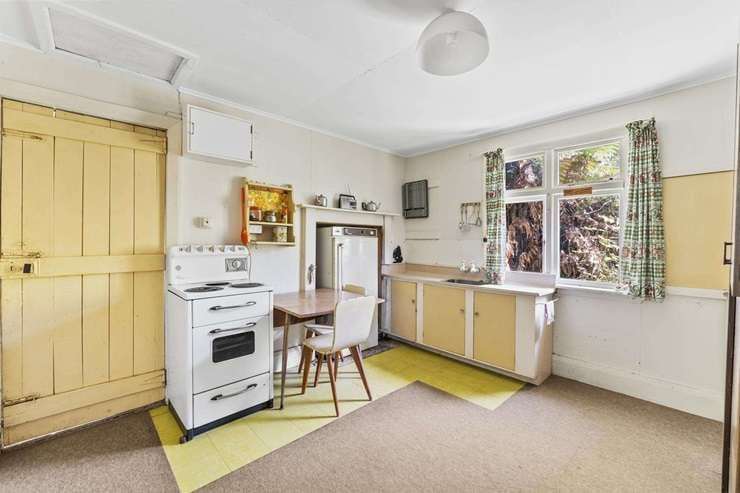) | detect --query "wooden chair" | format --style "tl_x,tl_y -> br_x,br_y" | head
298,284 -> 367,373
300,296 -> 375,416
